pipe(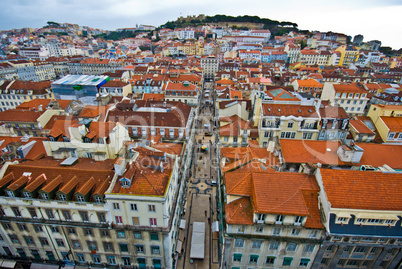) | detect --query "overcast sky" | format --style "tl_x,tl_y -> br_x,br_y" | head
1,0 -> 401,49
